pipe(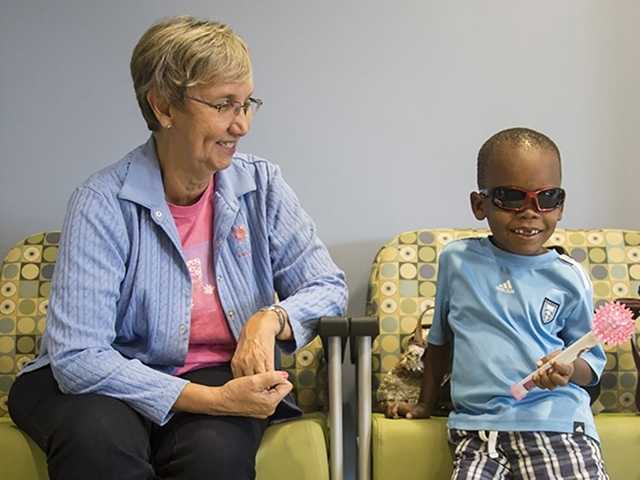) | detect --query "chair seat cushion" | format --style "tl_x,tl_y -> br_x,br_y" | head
593,413 -> 640,480
372,414 -> 452,480
0,417 -> 47,480
257,412 -> 329,480
0,413 -> 329,480
371,413 -> 640,480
